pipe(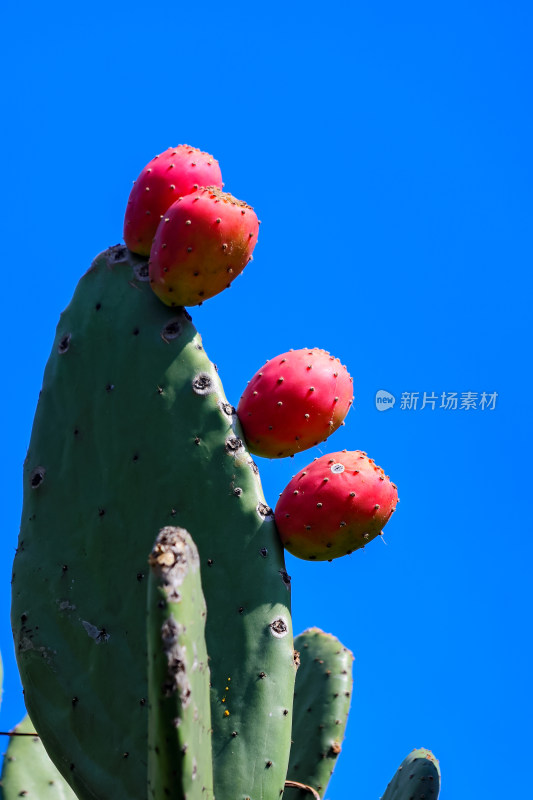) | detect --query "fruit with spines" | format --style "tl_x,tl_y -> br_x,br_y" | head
124,145 -> 223,256
147,527 -> 213,800
237,348 -> 353,458
149,187 -> 259,307
285,628 -> 354,799
381,748 -> 441,800
275,450 -> 398,560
